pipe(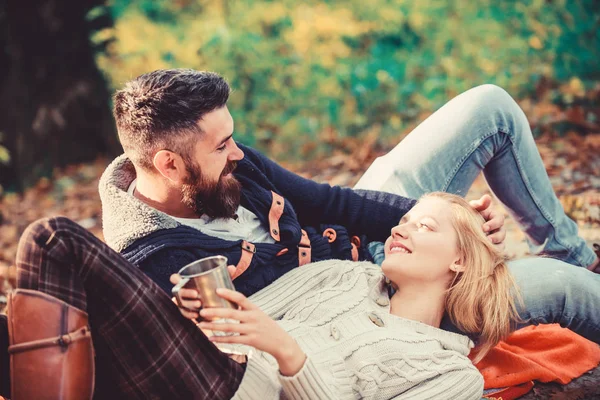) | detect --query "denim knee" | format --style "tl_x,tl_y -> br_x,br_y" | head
512,258 -> 597,324
468,84 -> 512,103
452,84 -> 525,140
